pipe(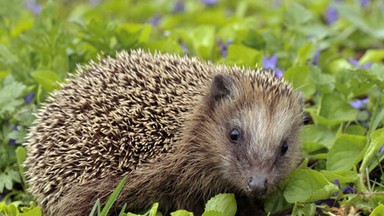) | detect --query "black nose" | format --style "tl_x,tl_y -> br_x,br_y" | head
247,175 -> 268,195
